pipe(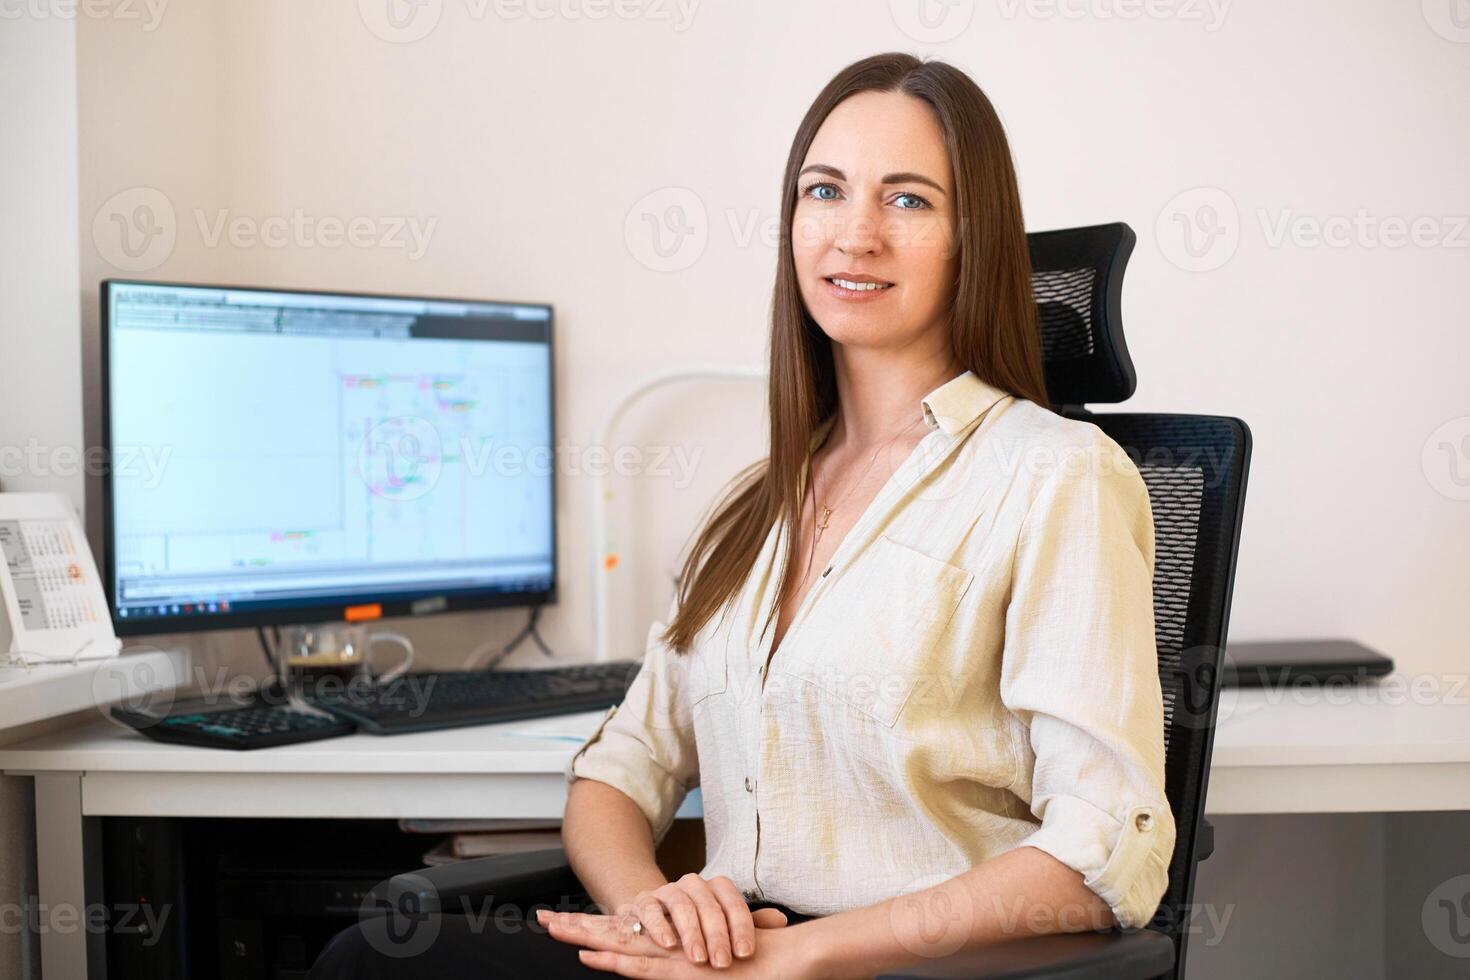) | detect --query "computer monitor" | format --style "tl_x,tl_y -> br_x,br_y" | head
101,280 -> 556,636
